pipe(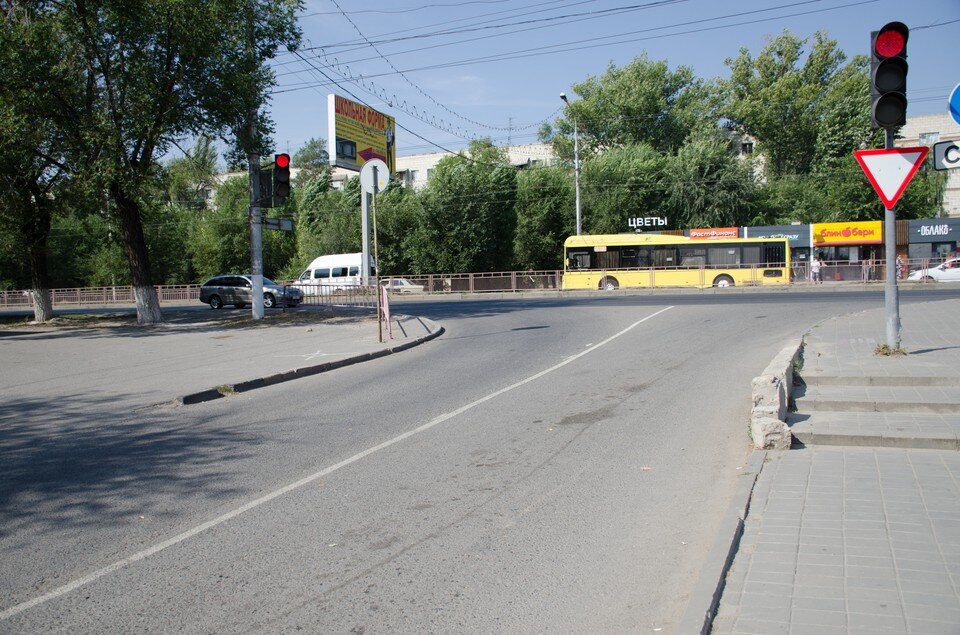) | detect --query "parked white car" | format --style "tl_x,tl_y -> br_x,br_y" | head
381,278 -> 425,294
907,258 -> 960,283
